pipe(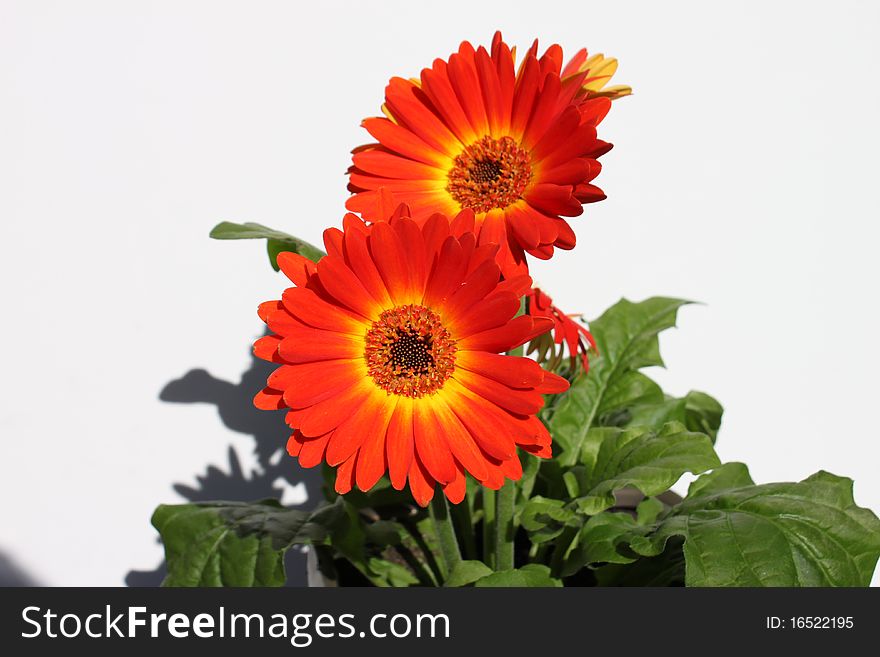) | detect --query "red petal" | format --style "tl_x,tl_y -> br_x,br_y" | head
412,403 -> 456,484
457,352 -> 545,388
281,287 -> 365,335
253,334 -> 283,363
536,371 -> 570,394
254,387 -> 285,411
298,431 -> 332,469
362,117 -> 449,168
276,252 -> 316,286
454,370 -> 545,415
386,399 -> 415,491
441,465 -> 467,505
524,183 -> 583,217
408,453 -> 436,507
315,255 -> 379,319
335,451 -> 358,495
